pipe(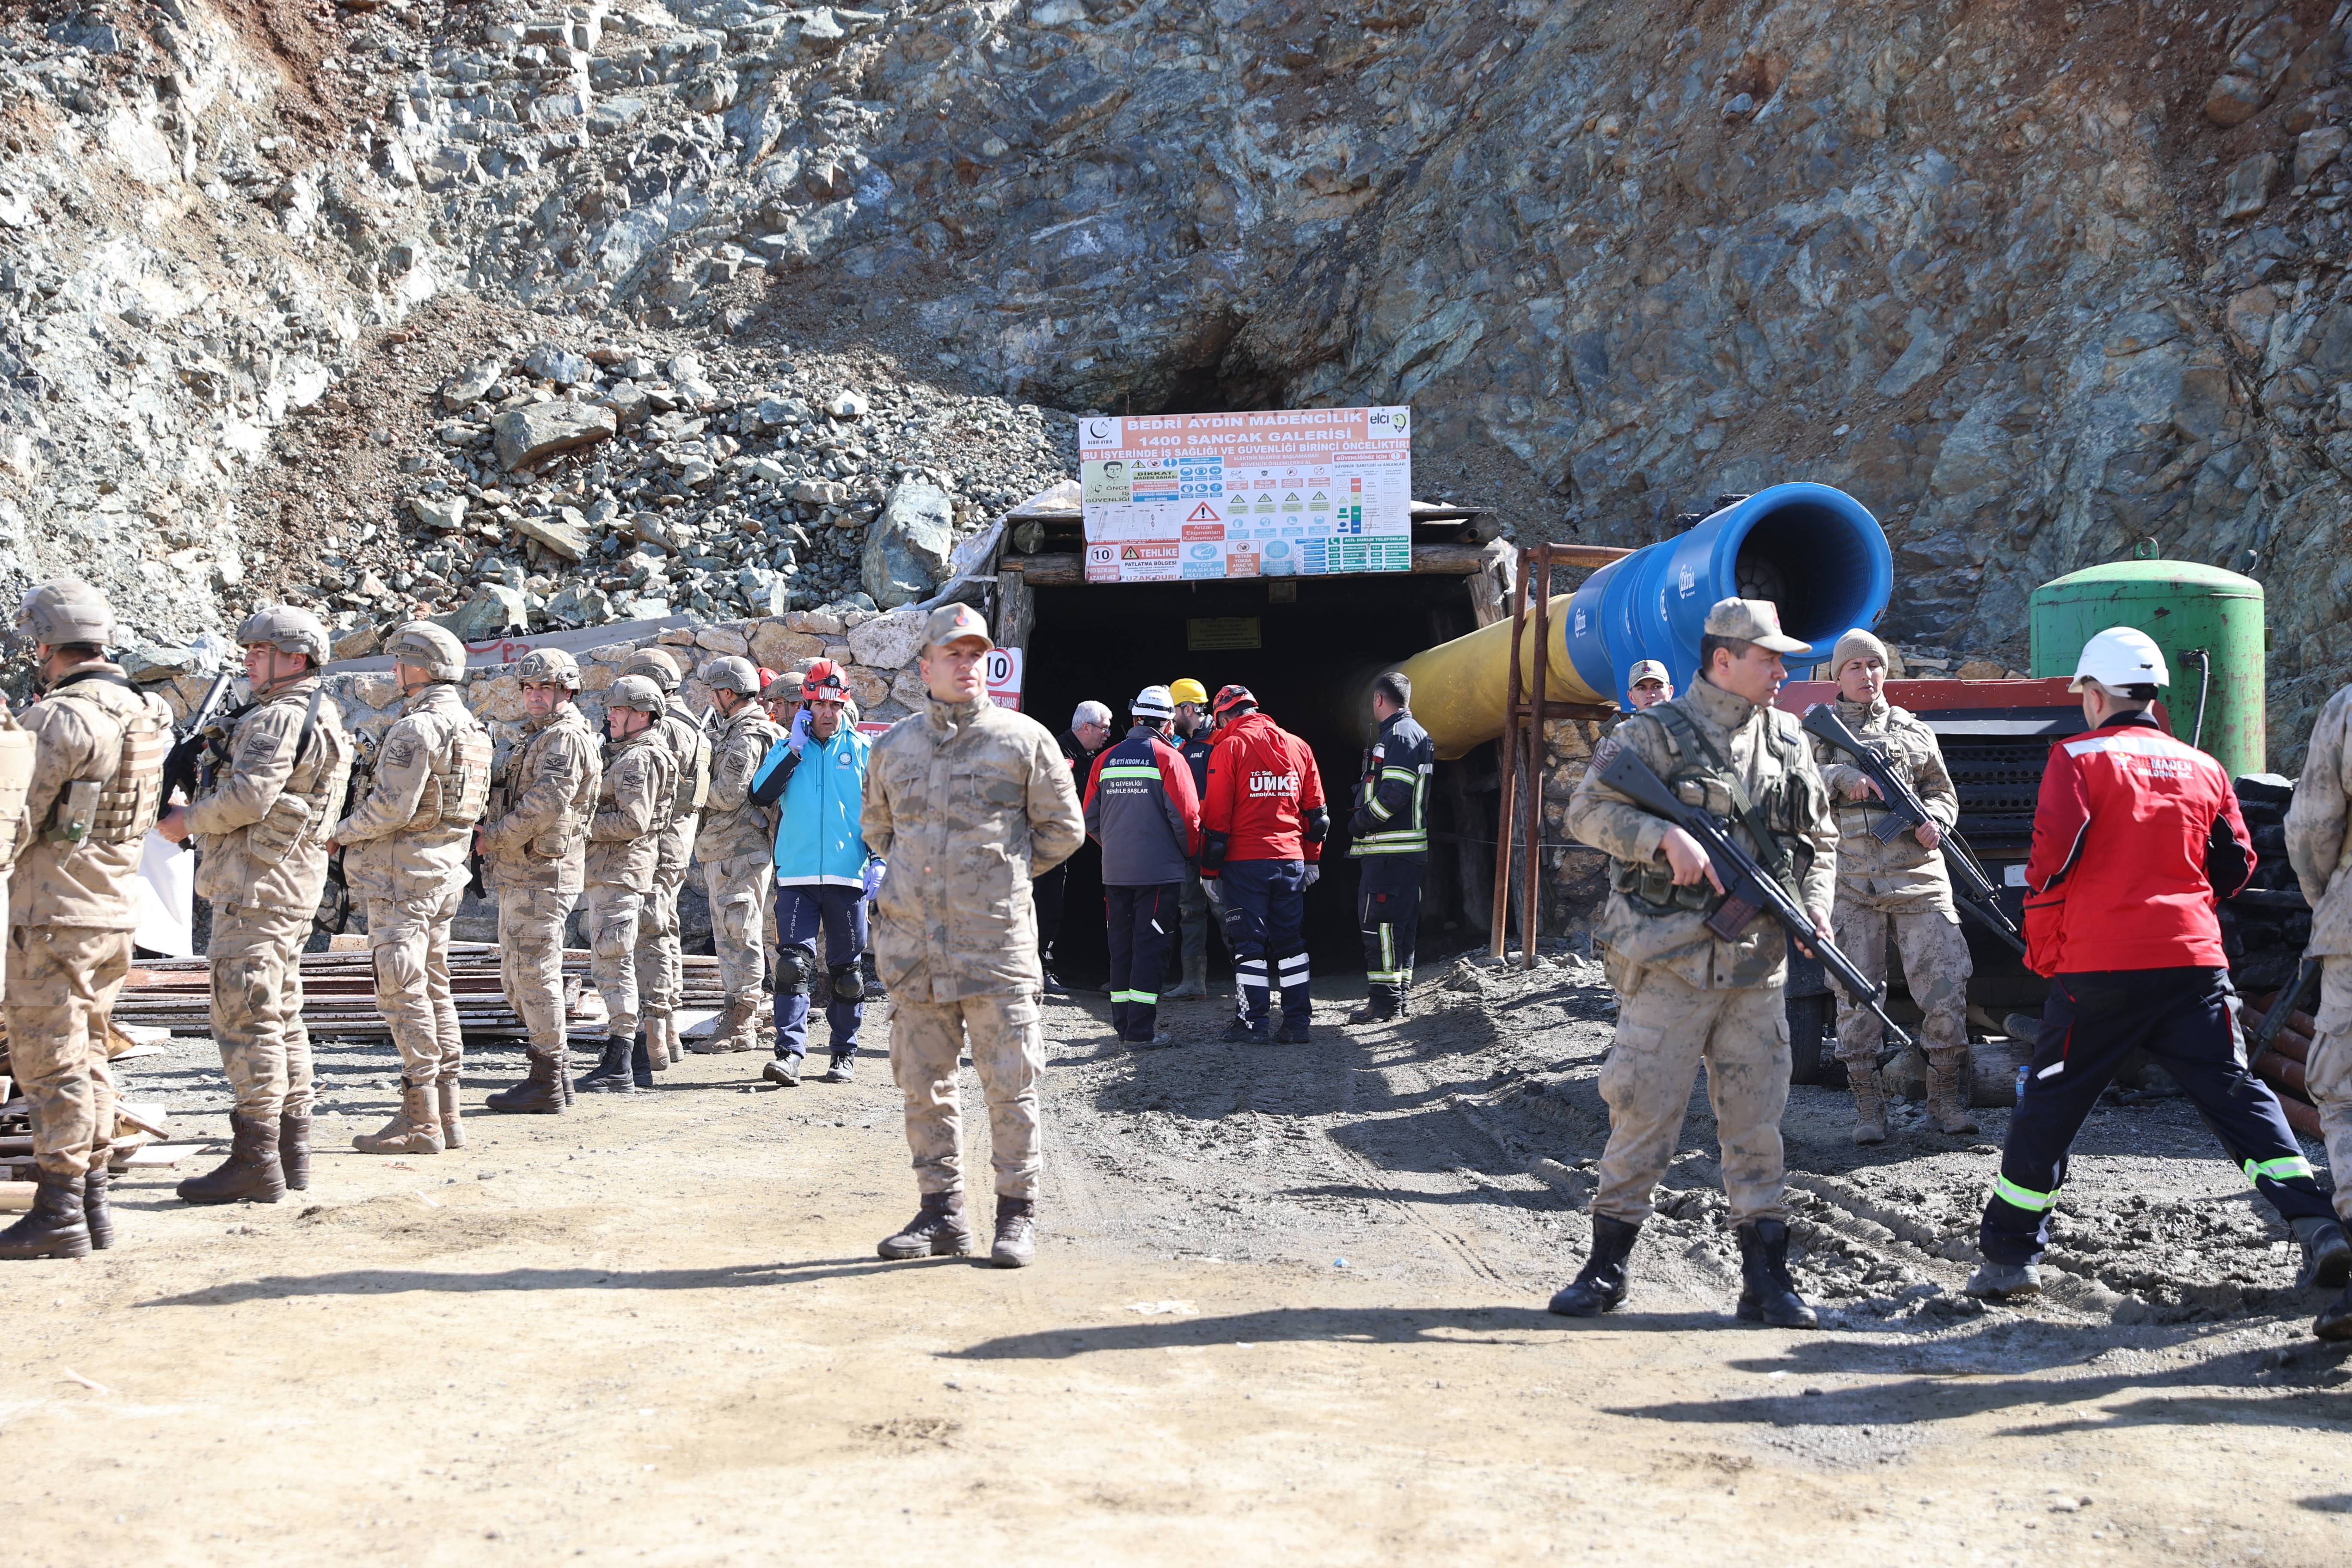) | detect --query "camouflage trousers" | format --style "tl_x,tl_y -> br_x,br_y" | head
701,851 -> 772,999
208,903 -> 315,1118
632,858 -> 686,1024
1594,965 -> 1790,1226
4,923 -> 129,1177
1831,900 -> 1970,1063
364,884 -> 464,1087
889,992 -> 1045,1201
2309,956 -> 2352,1226
498,885 -> 578,1050
580,882 -> 645,1039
